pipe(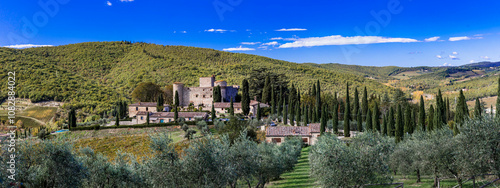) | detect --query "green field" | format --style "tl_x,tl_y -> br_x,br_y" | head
268,147 -> 318,188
